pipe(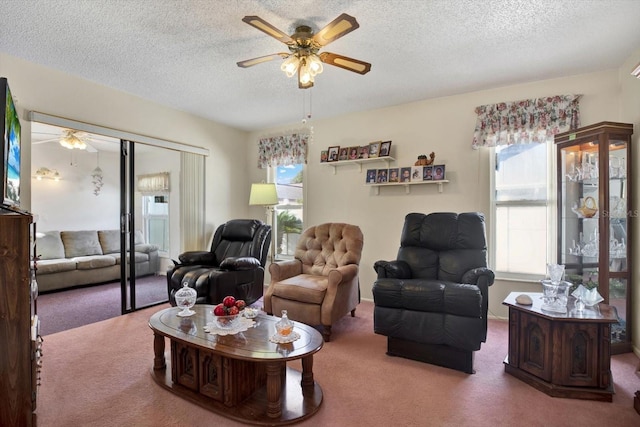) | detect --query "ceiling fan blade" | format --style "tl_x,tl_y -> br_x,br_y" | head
313,13 -> 359,47
237,53 -> 289,68
319,52 -> 371,75
242,16 -> 294,44
32,137 -> 59,145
